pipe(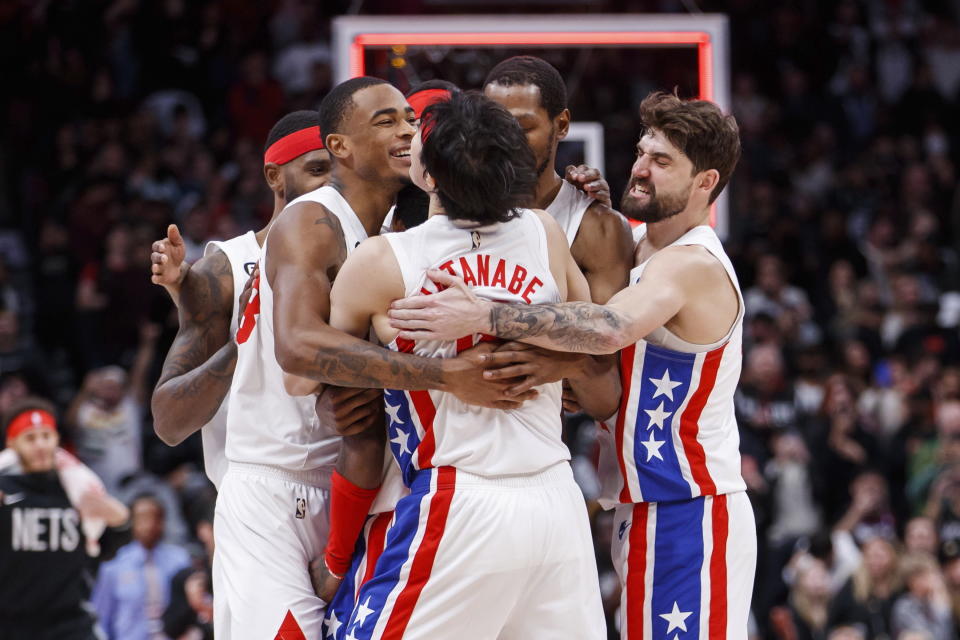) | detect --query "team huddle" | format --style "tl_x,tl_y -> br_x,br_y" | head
149,55 -> 755,640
